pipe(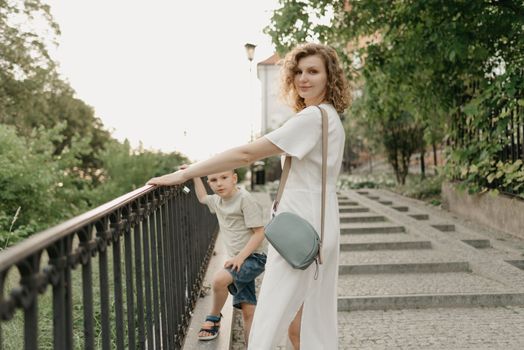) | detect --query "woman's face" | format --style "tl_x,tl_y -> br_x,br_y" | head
294,54 -> 328,106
